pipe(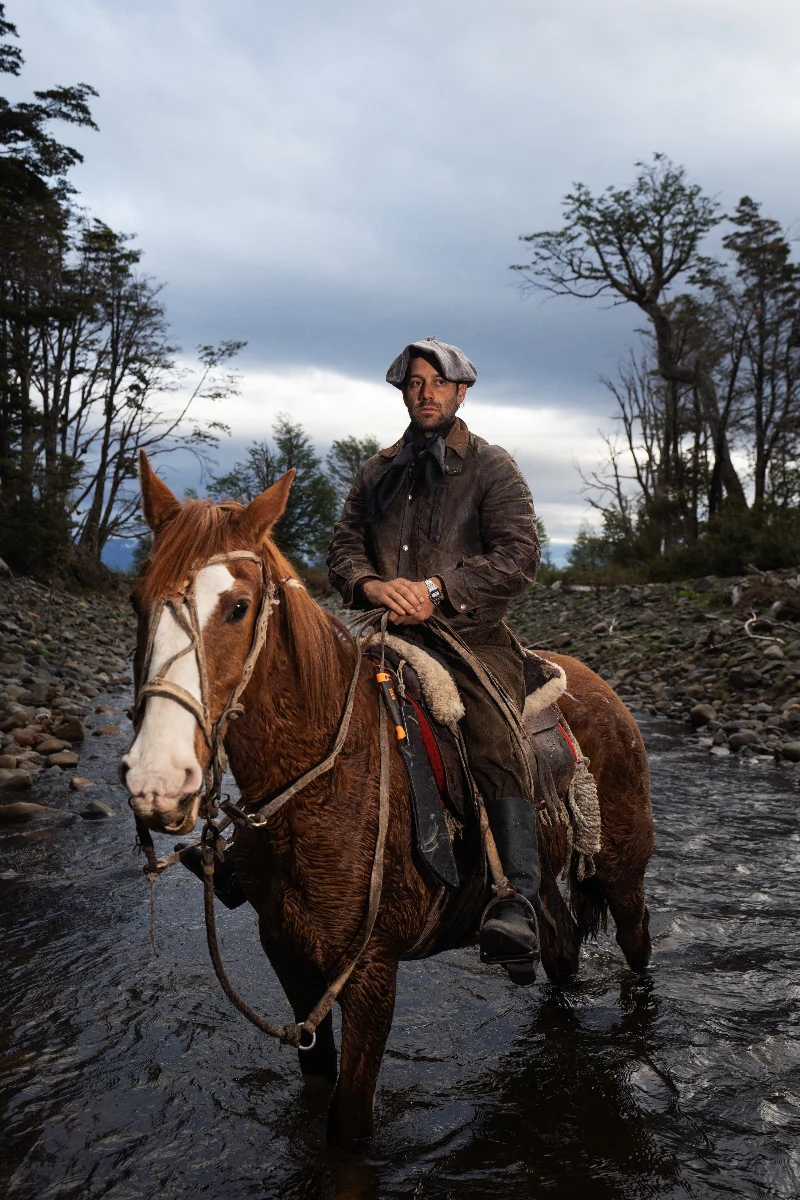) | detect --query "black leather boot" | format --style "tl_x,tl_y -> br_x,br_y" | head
174,840 -> 248,909
479,796 -> 541,983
